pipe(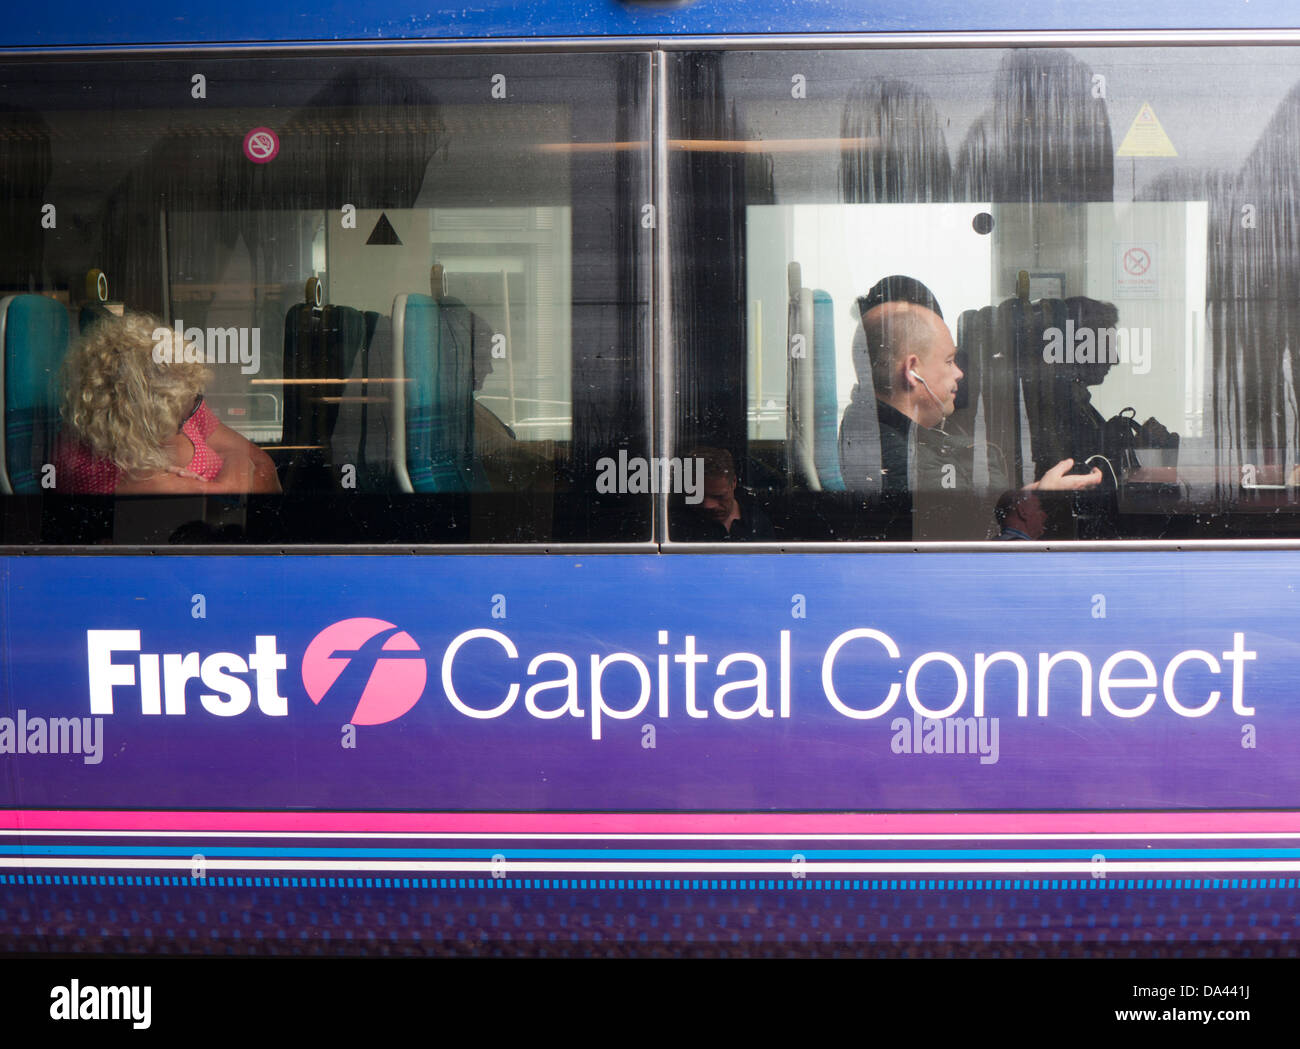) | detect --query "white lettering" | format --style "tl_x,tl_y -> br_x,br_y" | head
86,630 -> 140,714
441,629 -> 519,718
